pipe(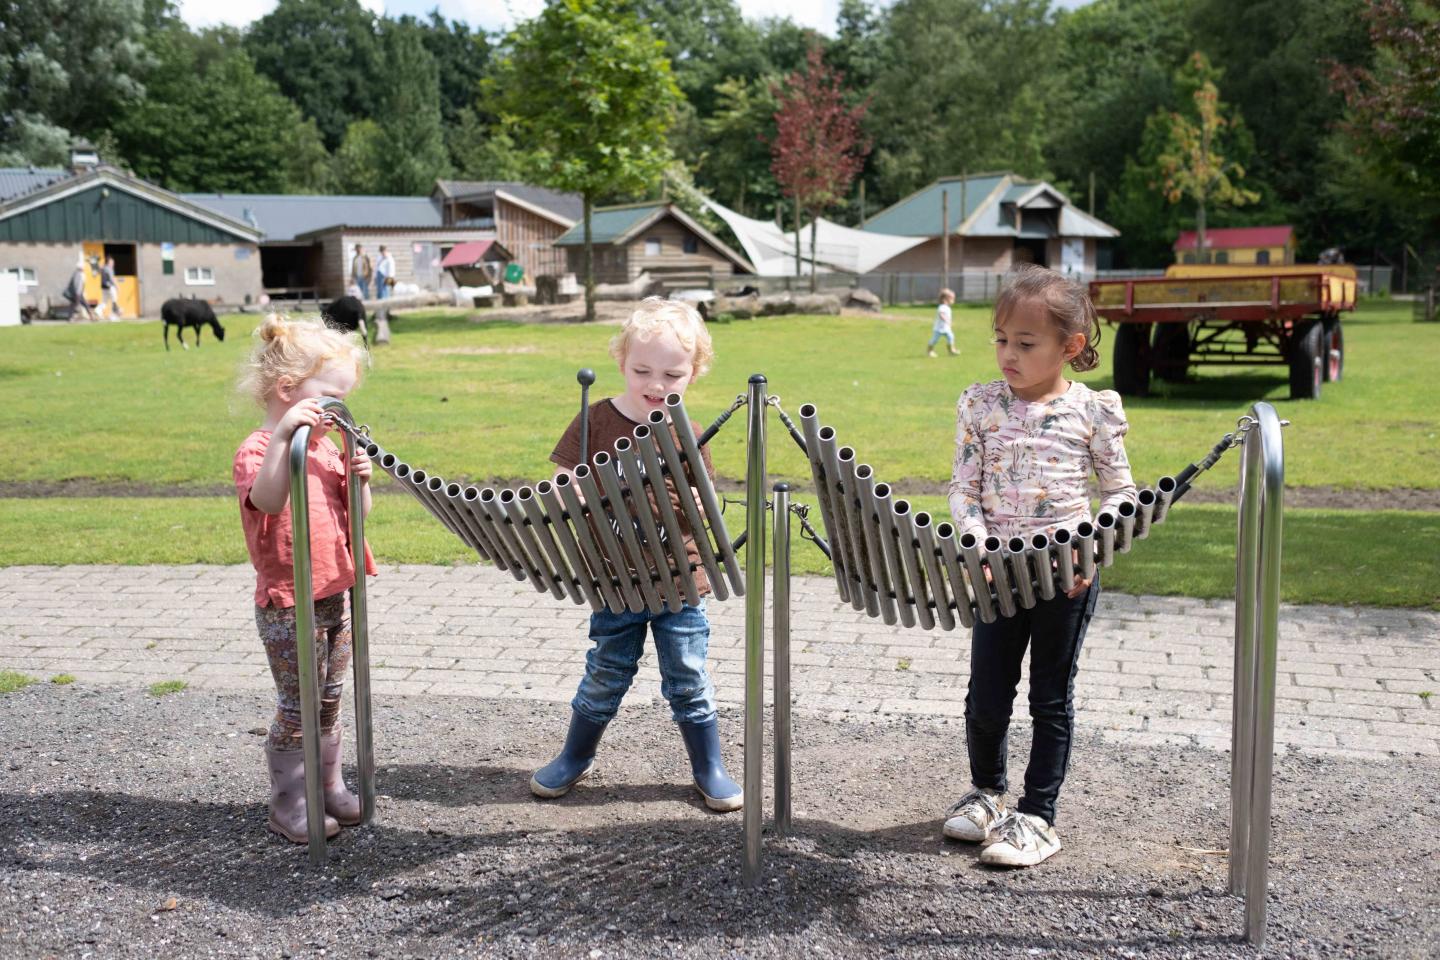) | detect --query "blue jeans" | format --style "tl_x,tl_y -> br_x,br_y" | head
355,278 -> 371,299
572,601 -> 716,725
965,578 -> 1100,825
376,278 -> 390,300
928,329 -> 954,348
